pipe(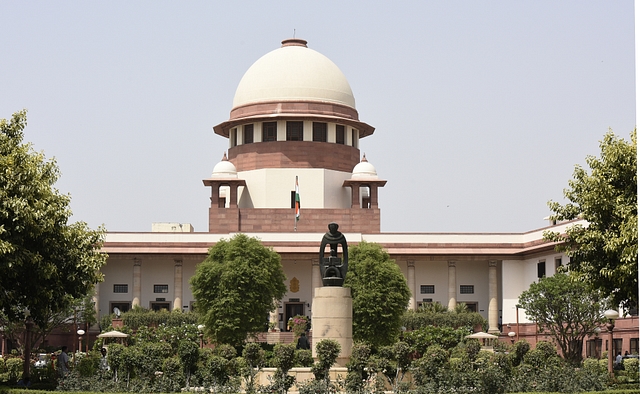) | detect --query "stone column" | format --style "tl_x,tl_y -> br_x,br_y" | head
92,283 -> 100,321
228,184 -> 238,208
269,309 -> 280,331
132,259 -> 142,308
370,186 -> 379,208
350,185 -> 360,208
448,261 -> 457,311
312,260 -> 322,291
488,261 -> 499,333
407,261 -> 416,311
173,259 -> 183,311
